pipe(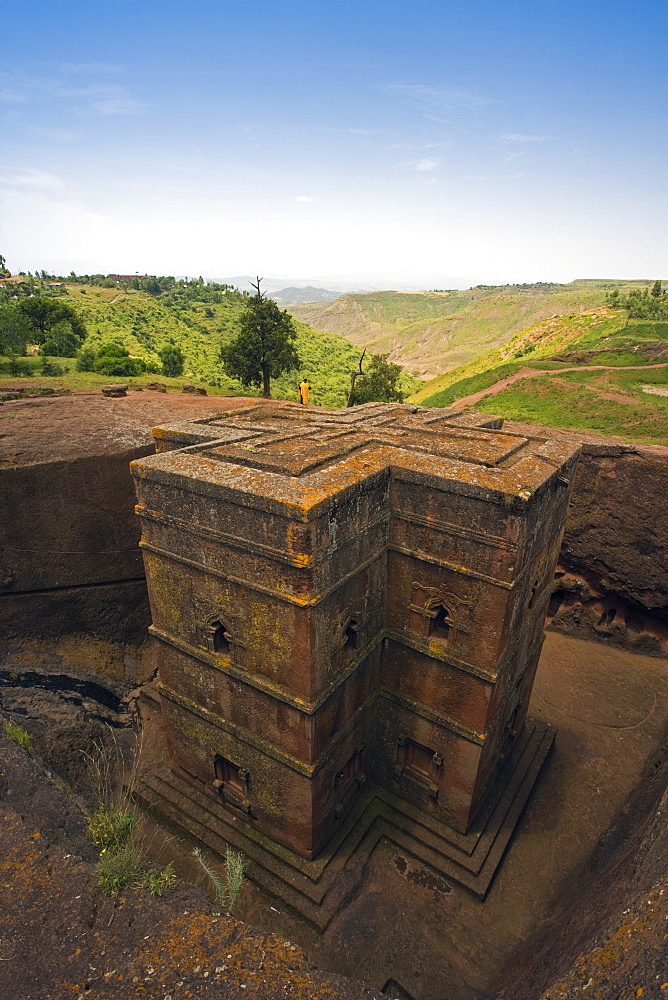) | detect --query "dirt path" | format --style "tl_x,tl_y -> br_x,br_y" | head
449,362 -> 668,409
